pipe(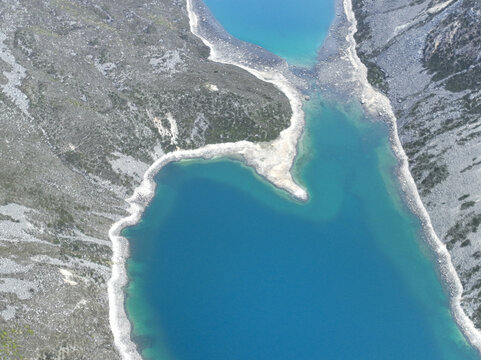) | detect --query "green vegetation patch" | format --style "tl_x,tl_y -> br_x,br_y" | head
445,213 -> 481,249
420,164 -> 449,195
0,325 -> 34,360
461,201 -> 477,210
365,61 -> 389,93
